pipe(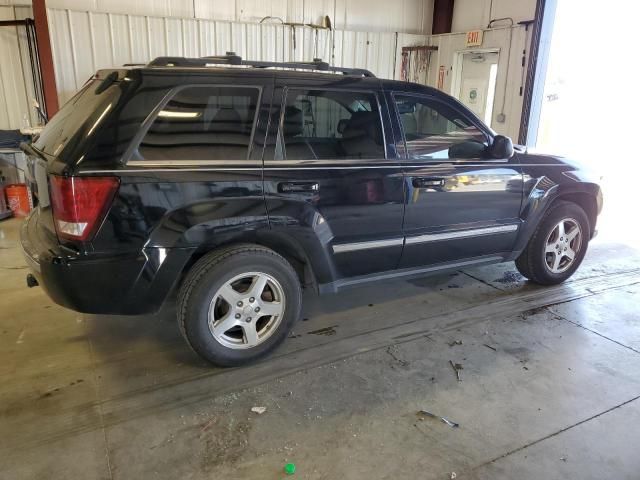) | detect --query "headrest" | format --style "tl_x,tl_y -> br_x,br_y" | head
283,106 -> 303,137
337,118 -> 349,134
400,113 -> 417,135
211,108 -> 243,133
342,111 -> 382,144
